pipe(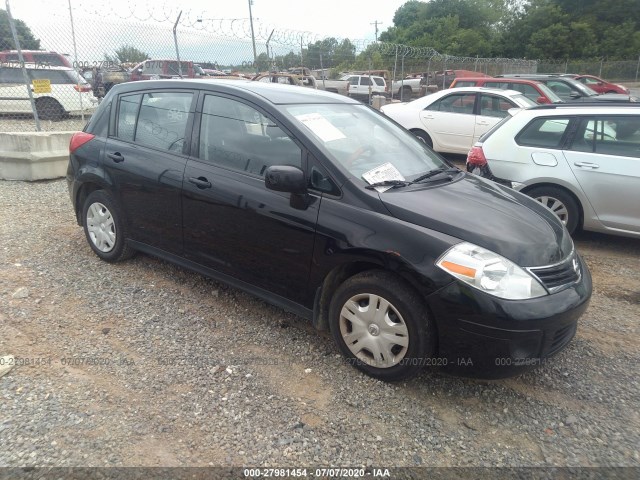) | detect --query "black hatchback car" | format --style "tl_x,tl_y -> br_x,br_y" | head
67,79 -> 592,381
